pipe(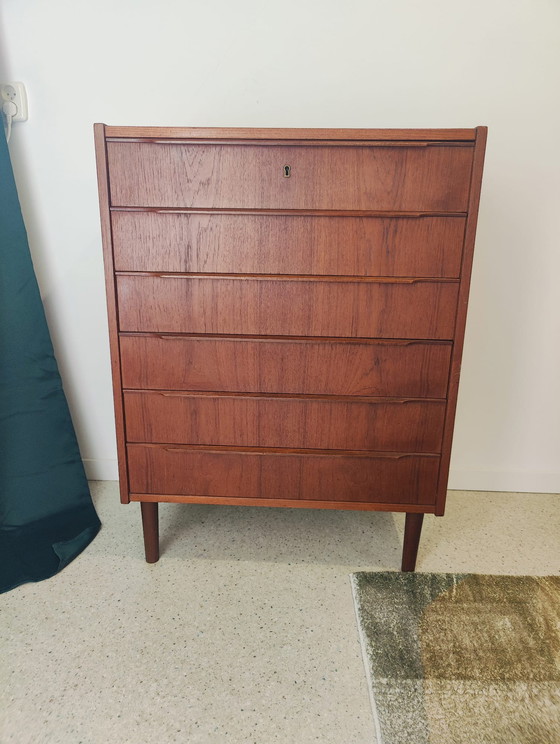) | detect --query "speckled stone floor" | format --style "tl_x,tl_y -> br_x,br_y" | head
2,484 -> 559,744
